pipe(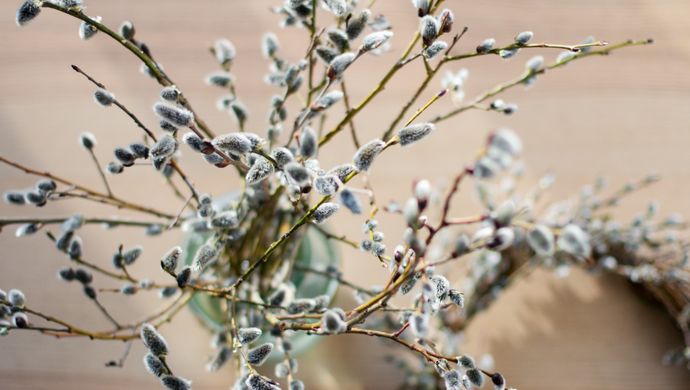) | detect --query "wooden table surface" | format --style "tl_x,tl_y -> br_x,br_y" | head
1,0 -> 690,388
